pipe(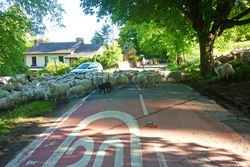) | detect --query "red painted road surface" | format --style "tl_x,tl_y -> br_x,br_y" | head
6,85 -> 250,167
